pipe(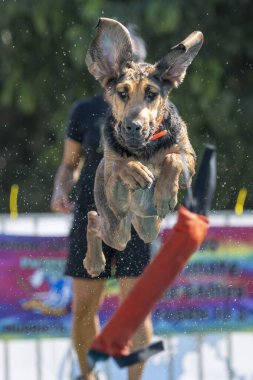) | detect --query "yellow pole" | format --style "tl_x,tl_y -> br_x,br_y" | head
235,188 -> 247,215
10,184 -> 19,219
